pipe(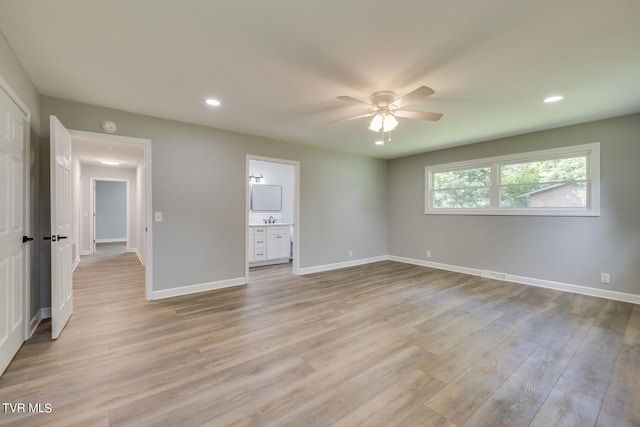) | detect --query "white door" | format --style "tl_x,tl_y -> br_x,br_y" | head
0,86 -> 27,375
50,116 -> 73,339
